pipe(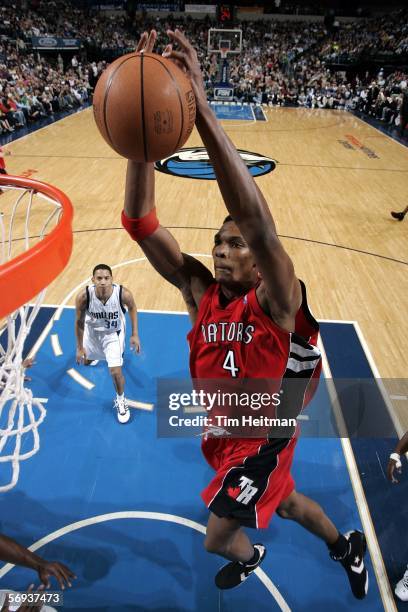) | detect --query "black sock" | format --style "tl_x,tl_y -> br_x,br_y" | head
328,534 -> 348,559
244,546 -> 260,566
